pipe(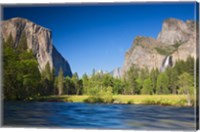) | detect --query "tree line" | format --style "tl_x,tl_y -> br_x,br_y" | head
3,33 -> 198,105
